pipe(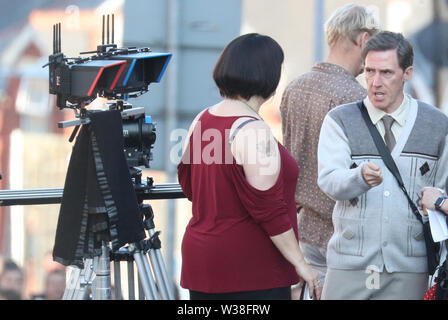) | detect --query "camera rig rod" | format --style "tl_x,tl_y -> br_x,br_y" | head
58,106 -> 145,129
0,183 -> 185,206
